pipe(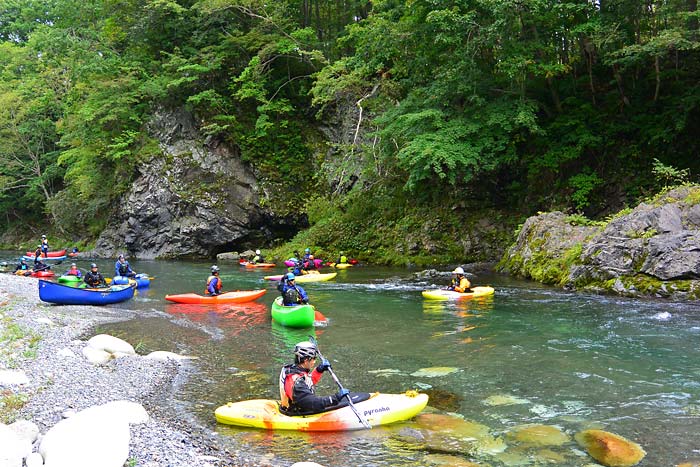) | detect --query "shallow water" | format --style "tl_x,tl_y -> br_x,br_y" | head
6,252 -> 700,466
